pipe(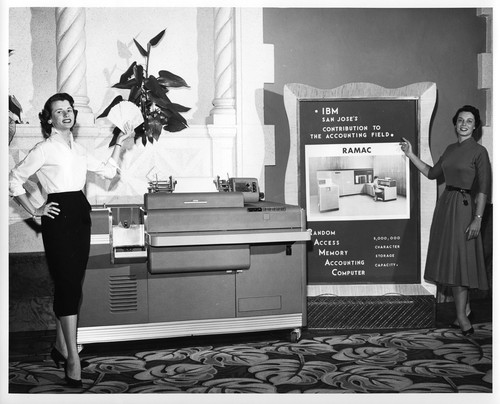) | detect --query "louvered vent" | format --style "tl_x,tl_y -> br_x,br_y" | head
108,274 -> 138,313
